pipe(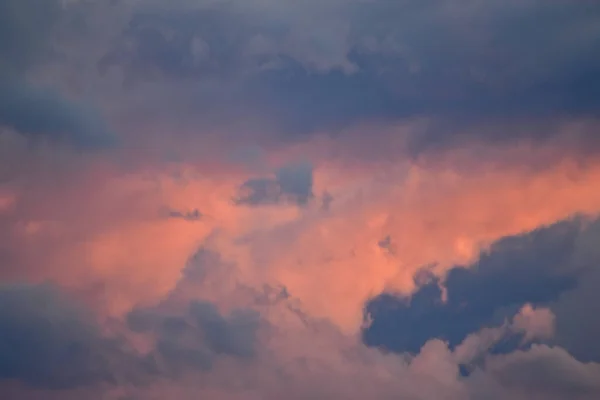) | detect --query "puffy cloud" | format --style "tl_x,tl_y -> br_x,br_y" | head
2,1 -> 600,398
363,218 -> 583,353
363,214 -> 600,373
512,304 -> 555,342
